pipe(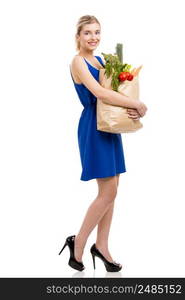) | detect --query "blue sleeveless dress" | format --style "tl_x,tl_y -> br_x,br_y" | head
70,55 -> 126,181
